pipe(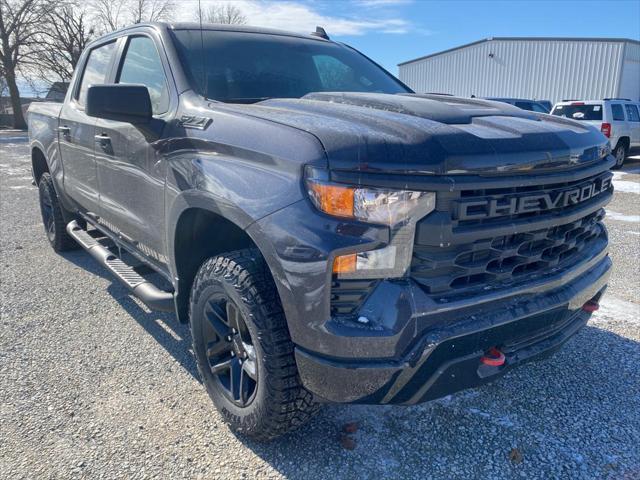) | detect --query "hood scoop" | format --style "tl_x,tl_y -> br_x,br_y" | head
301,92 -> 537,125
